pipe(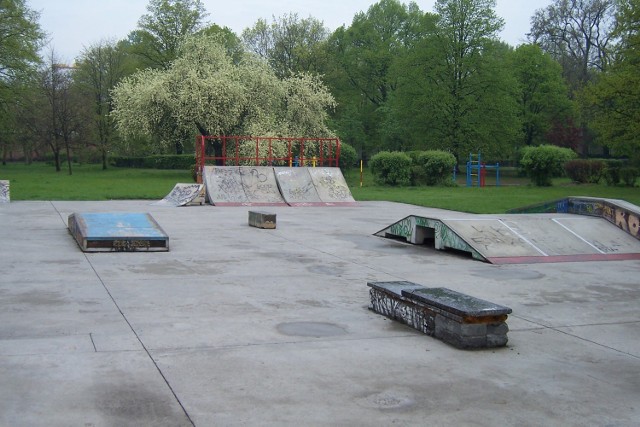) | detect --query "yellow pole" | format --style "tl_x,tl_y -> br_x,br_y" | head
360,160 -> 363,187
312,156 -> 316,167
